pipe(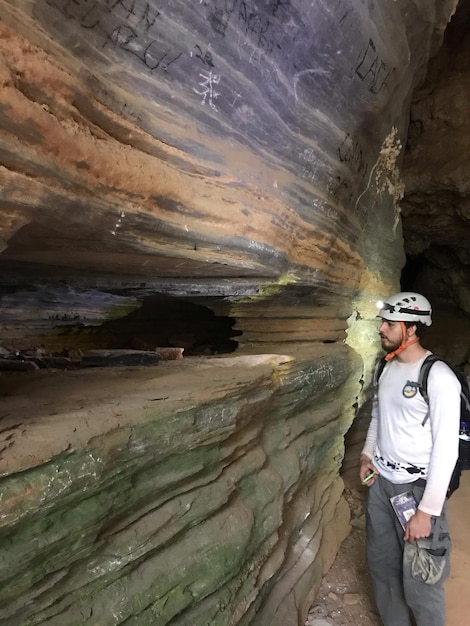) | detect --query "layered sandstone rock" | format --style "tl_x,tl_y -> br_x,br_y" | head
1,348 -> 358,625
0,1 -> 458,624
